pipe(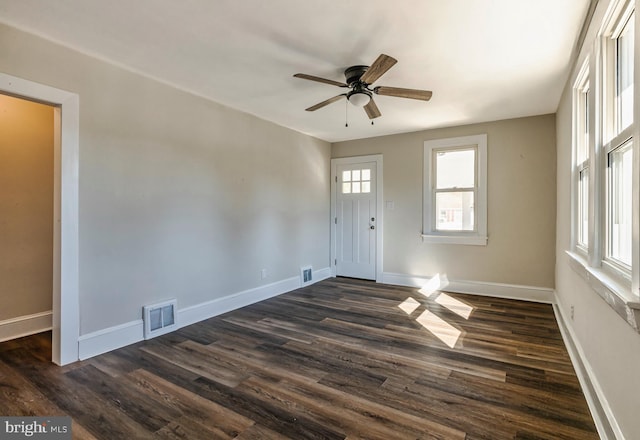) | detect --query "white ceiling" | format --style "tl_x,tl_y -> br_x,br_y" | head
0,0 -> 590,142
